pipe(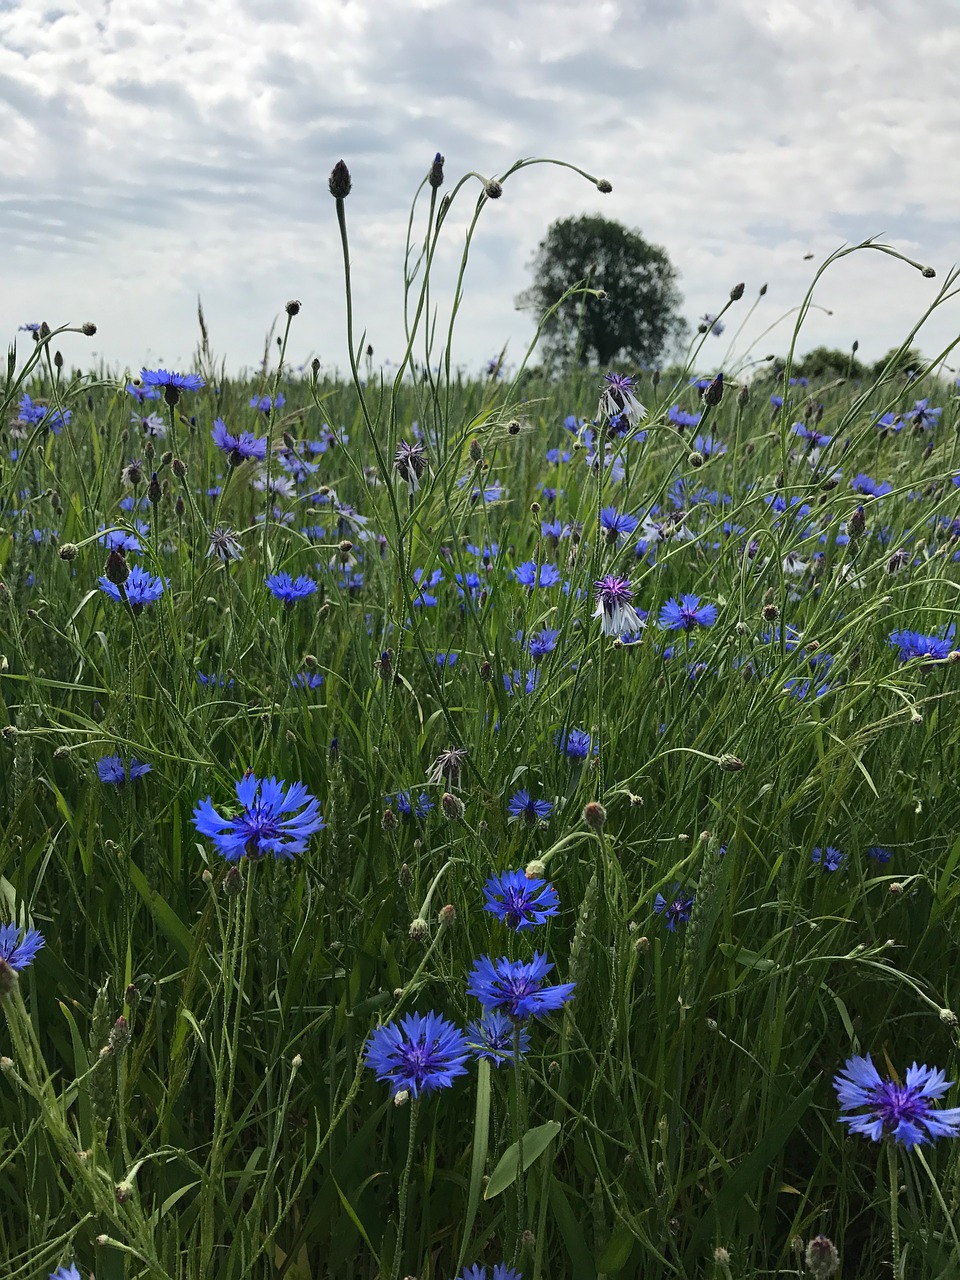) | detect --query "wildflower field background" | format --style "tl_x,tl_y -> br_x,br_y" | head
3,157 -> 960,1280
